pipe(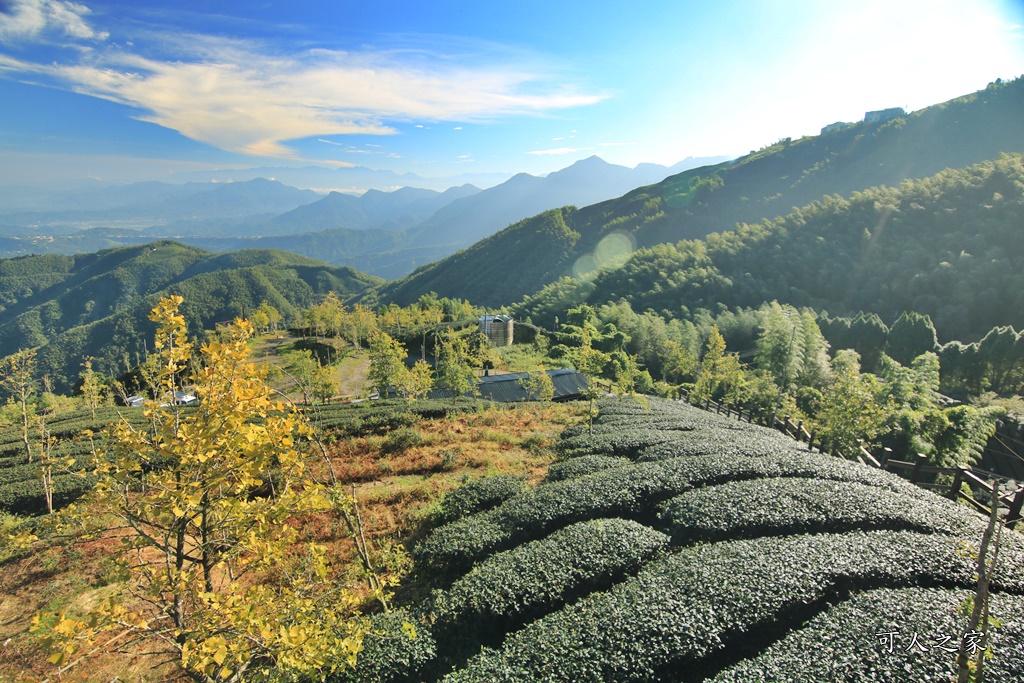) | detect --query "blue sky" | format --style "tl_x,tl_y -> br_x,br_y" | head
0,0 -> 1022,189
